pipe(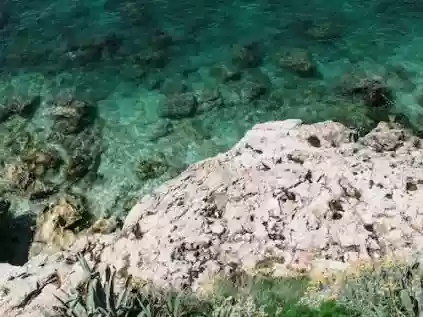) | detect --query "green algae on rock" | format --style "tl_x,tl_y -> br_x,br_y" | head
135,156 -> 172,181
